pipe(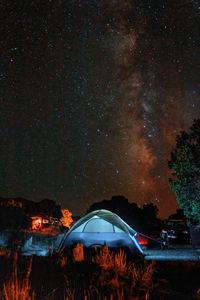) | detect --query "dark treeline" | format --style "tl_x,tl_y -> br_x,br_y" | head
87,195 -> 163,234
0,195 -> 164,234
0,197 -> 62,219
